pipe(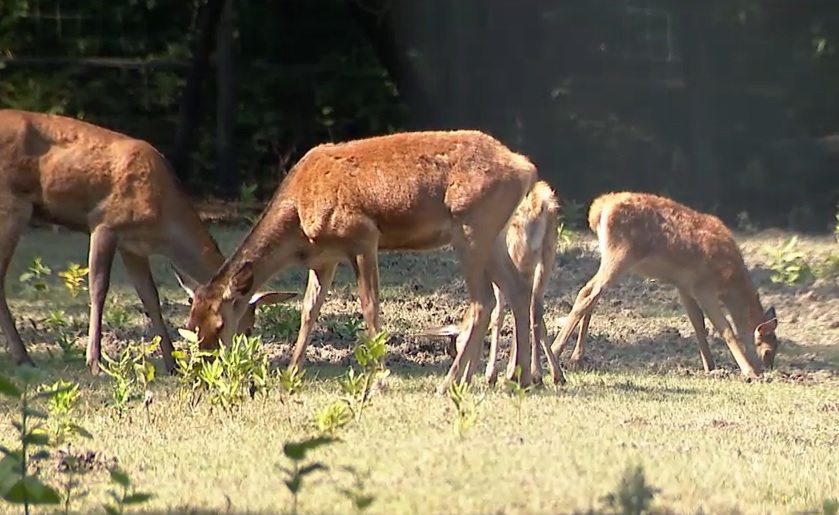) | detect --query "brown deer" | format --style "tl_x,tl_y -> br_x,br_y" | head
550,191 -> 779,377
0,109 -> 295,373
179,130 -> 542,393
418,180 -> 565,385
